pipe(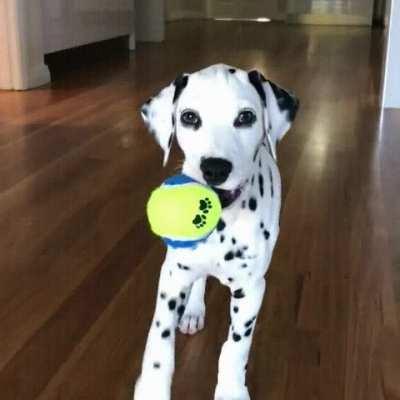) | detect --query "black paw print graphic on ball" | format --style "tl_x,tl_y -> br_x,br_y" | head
192,197 -> 213,229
